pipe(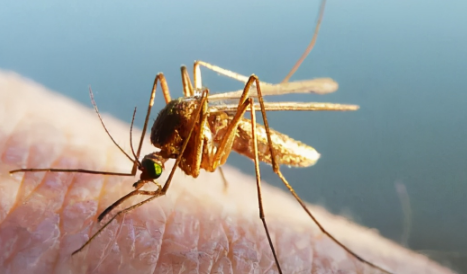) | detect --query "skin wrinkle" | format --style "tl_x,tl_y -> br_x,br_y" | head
146,205 -> 167,273
193,193 -> 202,274
212,217 -> 232,274
222,213 -> 239,271
0,71 -> 459,274
1,120 -> 32,223
3,127 -> 63,272
205,207 -> 229,273
54,148 -> 108,273
197,216 -> 208,274
52,171 -> 82,274
233,218 -> 261,272
222,219 -> 239,273
154,192 -> 191,273
82,175 -> 105,273
95,185 -> 122,271
152,190 -> 173,273
213,203 -> 232,271
90,139 -> 113,258
39,155 -> 90,272
148,198 -> 168,274
200,192 -> 225,273
174,191 -> 196,267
